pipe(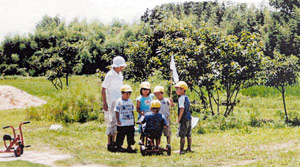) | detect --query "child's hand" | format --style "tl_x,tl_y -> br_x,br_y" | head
117,120 -> 121,126
141,111 -> 145,115
103,103 -> 108,111
170,98 -> 174,107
